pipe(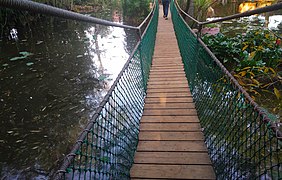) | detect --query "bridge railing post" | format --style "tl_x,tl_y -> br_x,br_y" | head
197,24 -> 202,39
